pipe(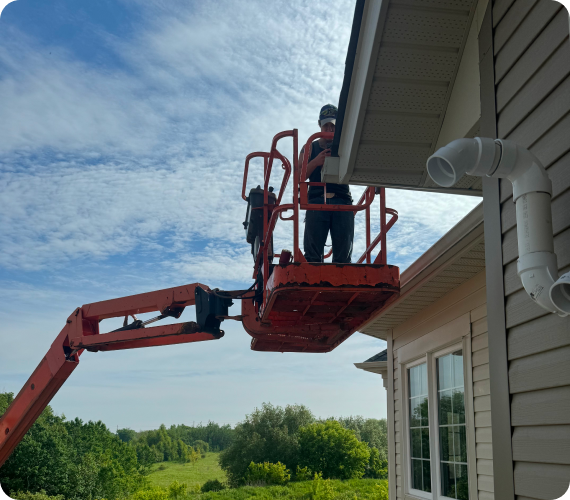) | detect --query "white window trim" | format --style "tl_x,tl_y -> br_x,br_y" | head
403,356 -> 433,500
400,316 -> 476,500
430,342 -> 472,500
